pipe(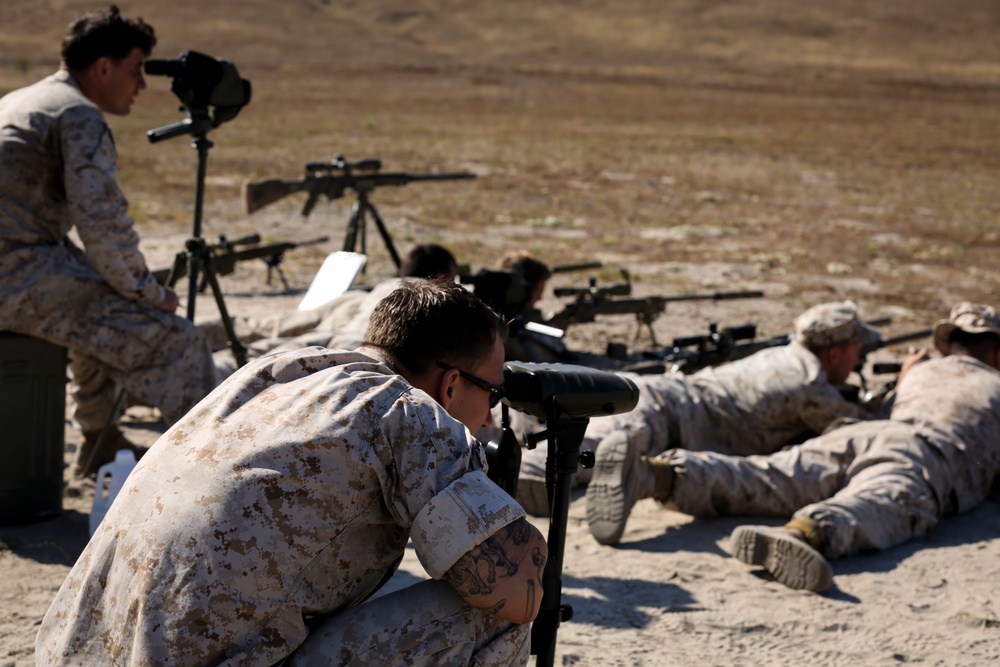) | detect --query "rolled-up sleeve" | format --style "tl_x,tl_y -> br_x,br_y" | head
411,470 -> 526,579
